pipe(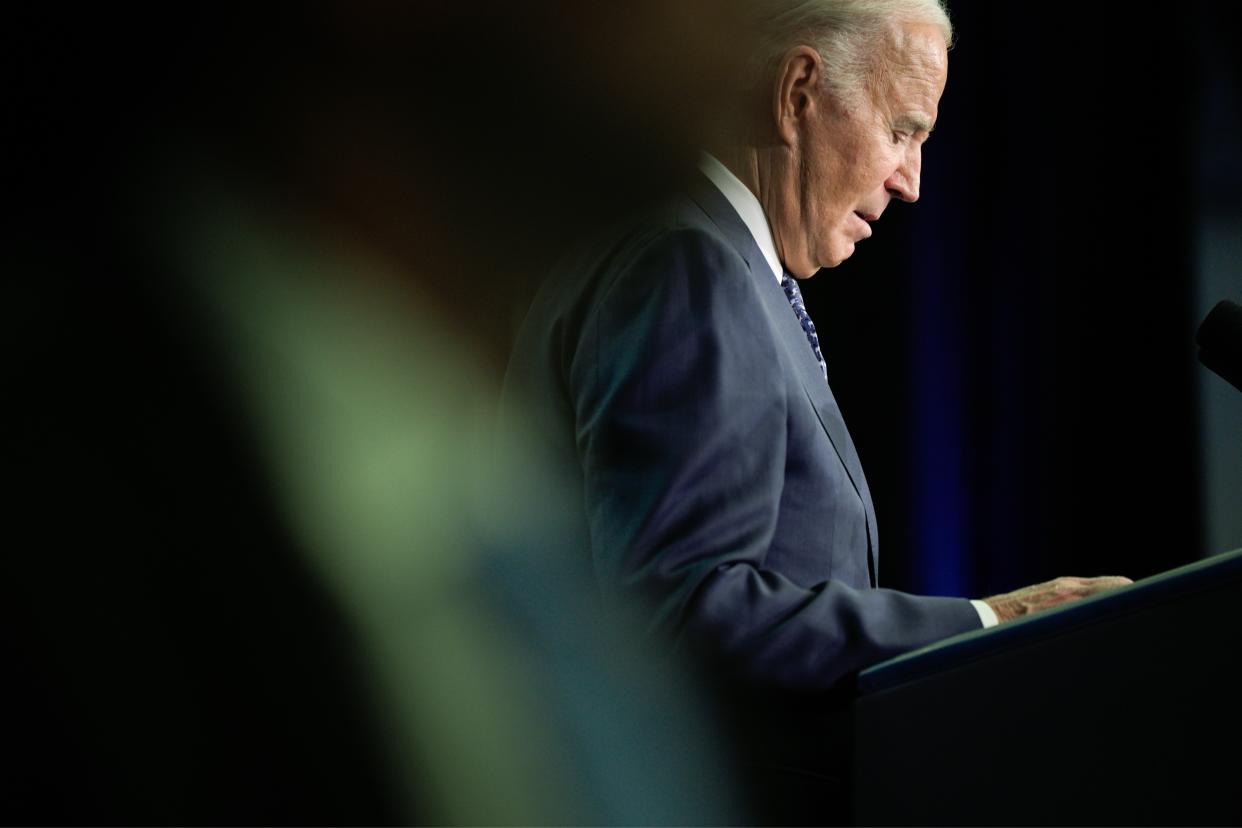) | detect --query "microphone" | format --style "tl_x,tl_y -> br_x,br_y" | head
1196,300 -> 1242,394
